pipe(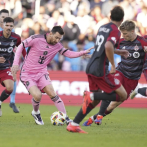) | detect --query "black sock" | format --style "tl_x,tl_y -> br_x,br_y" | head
138,87 -> 147,96
98,100 -> 111,116
0,89 -> 12,102
73,103 -> 94,124
93,92 -> 120,101
93,100 -> 111,119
